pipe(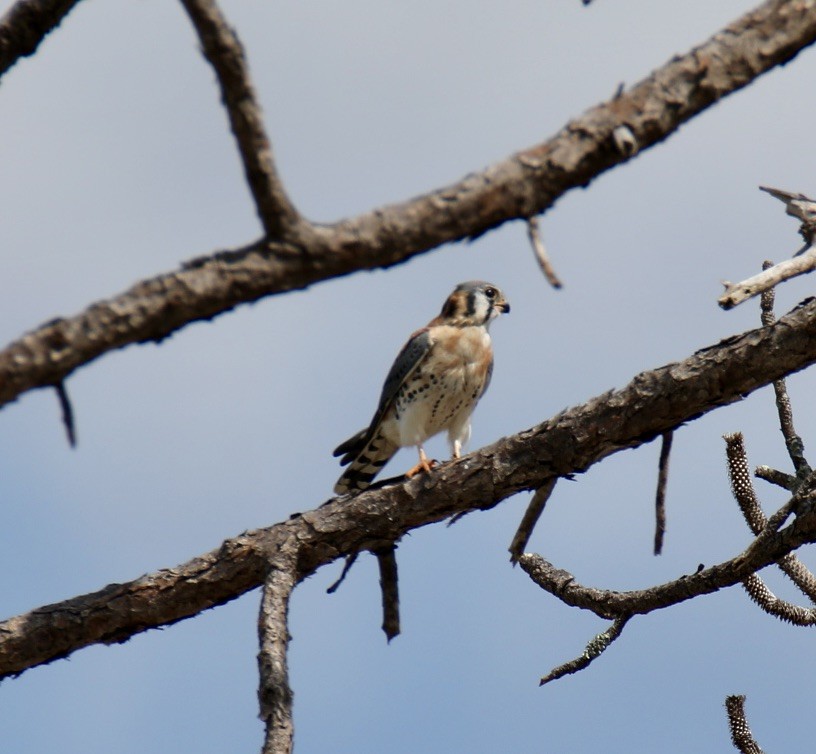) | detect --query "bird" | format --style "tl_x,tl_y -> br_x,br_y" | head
333,280 -> 510,495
